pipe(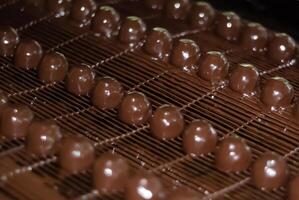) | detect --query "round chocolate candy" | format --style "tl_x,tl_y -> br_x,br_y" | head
70,0 -> 96,24
0,105 -> 34,139
93,152 -> 130,192
229,63 -> 259,96
0,26 -> 19,57
144,0 -> 164,10
170,39 -> 200,73
145,27 -> 172,61
260,77 -> 294,111
118,92 -> 152,126
189,2 -> 215,29
150,104 -> 184,140
91,6 -> 120,38
66,64 -> 95,96
46,0 -> 71,16
59,135 -> 95,173
288,176 -> 299,200
216,12 -> 241,41
14,39 -> 43,70
0,90 -> 8,116
165,0 -> 191,20
251,152 -> 288,190
197,51 -> 229,84
215,137 -> 252,173
183,120 -> 217,156
241,22 -> 268,52
167,187 -> 198,200
26,120 -> 62,156
38,51 -> 69,83
267,33 -> 296,63
119,16 -> 146,44
92,77 -> 124,109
